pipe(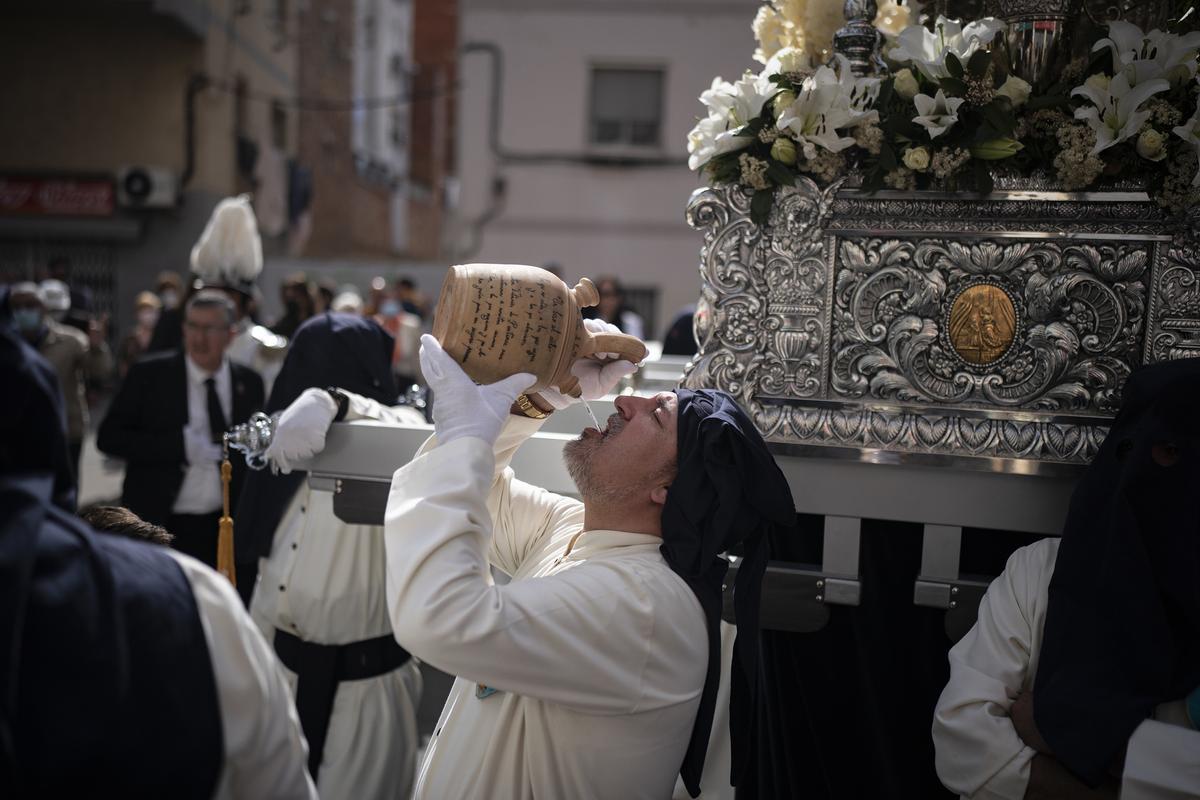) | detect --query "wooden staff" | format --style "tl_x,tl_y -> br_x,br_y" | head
217,439 -> 237,587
